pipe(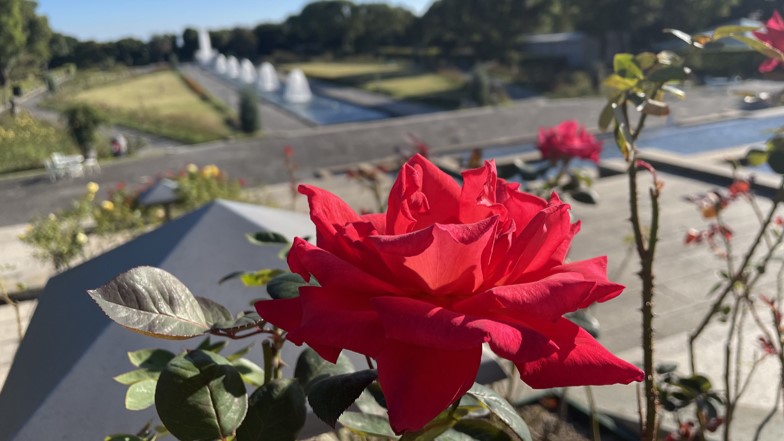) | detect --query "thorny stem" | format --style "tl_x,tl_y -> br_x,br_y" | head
723,296 -> 742,441
747,195 -> 775,249
621,100 -> 660,441
753,302 -> 784,440
689,178 -> 784,373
